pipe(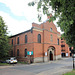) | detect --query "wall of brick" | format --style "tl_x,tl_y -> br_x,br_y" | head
61,39 -> 71,57
32,19 -> 61,60
10,14 -> 62,62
